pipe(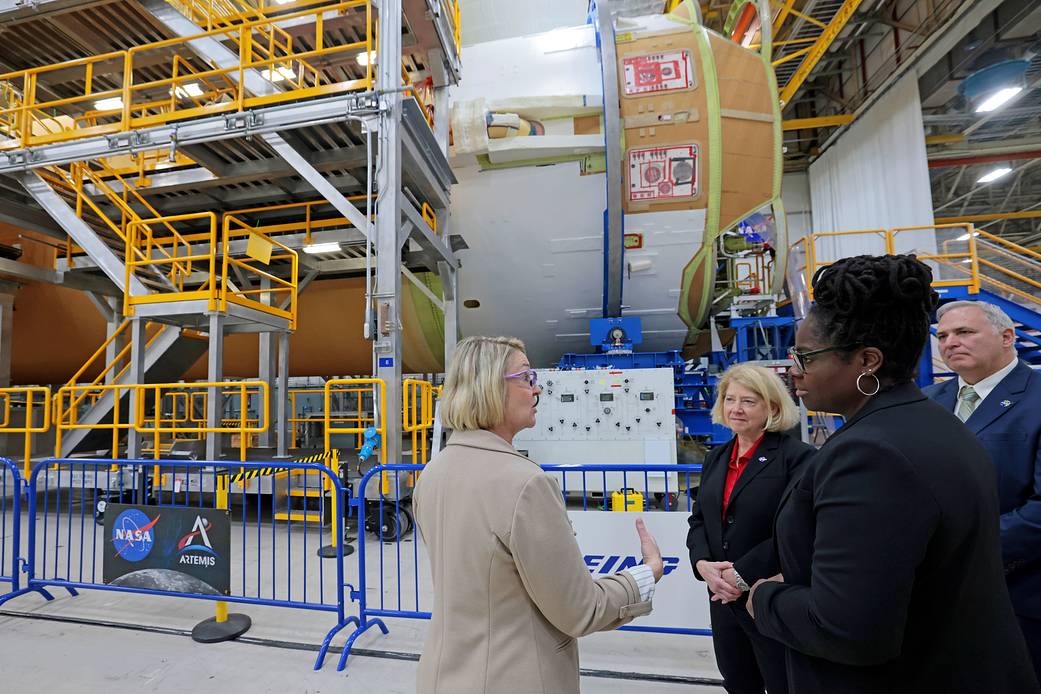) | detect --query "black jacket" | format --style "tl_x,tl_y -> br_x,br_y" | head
687,430 -> 814,587
751,382 -> 1039,694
